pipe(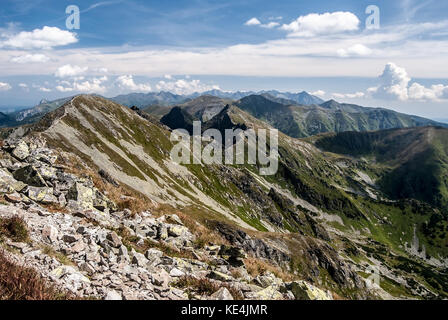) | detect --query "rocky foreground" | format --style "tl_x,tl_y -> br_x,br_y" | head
0,137 -> 332,300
